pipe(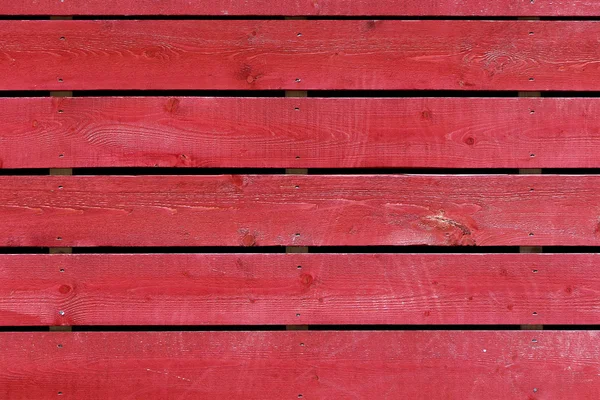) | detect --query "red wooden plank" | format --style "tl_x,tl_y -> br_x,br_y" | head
2,20 -> 599,91
3,97 -> 600,169
0,253 -> 598,326
1,331 -> 598,399
0,175 -> 599,247
2,0 -> 599,16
